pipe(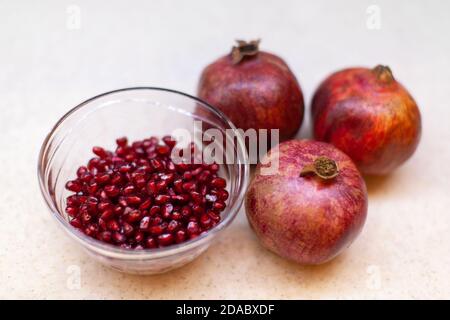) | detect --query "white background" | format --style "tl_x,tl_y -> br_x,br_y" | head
1,0 -> 449,298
